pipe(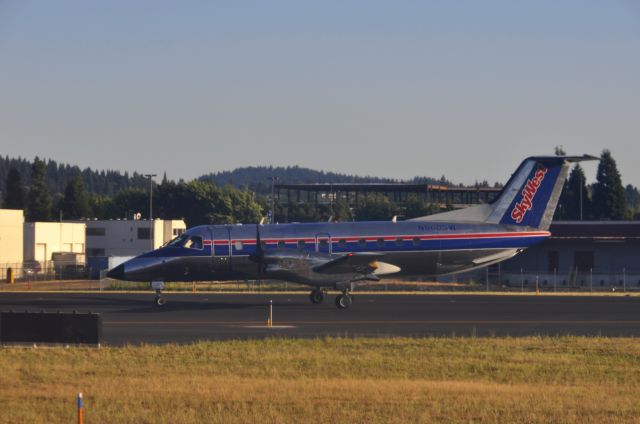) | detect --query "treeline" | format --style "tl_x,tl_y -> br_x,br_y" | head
0,155 -> 148,197
1,158 -> 262,226
2,151 -> 639,225
554,150 -> 640,220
